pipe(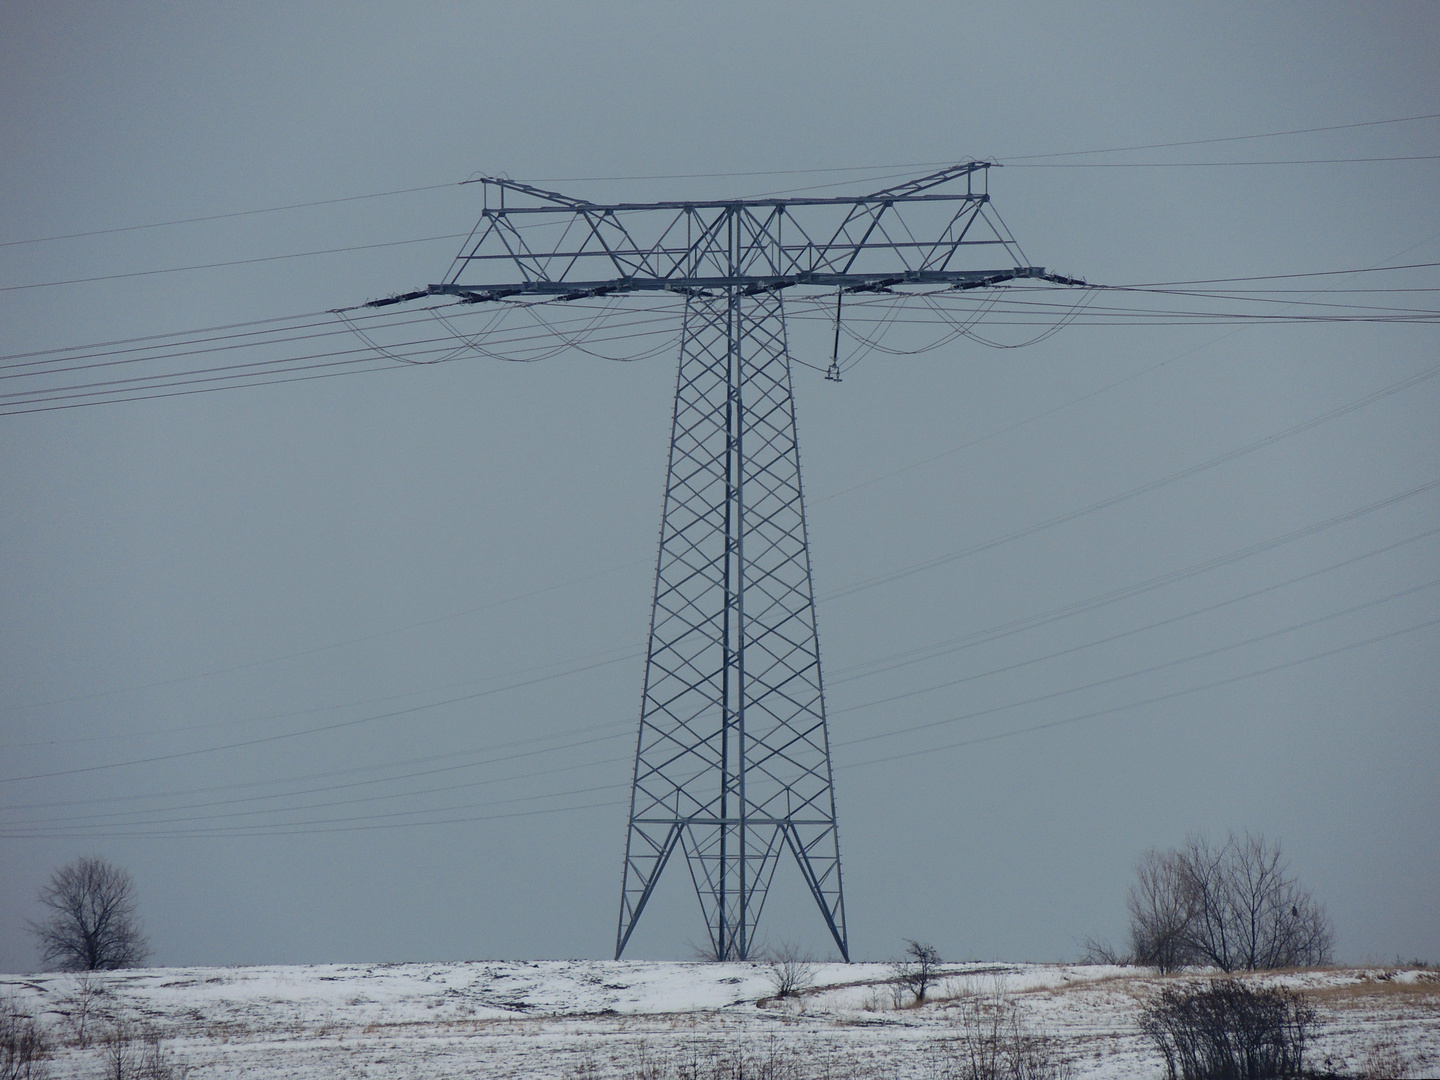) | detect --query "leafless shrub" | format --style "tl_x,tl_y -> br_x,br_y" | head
1354,1039 -> 1412,1080
564,1051 -> 605,1080
101,1024 -> 183,1080
765,943 -> 817,1000
1076,936 -> 1128,966
933,987 -> 1072,1080
897,940 -> 943,1004
859,987 -> 893,1012
1125,833 -> 1332,972
0,995 -> 50,1080
1139,979 -> 1315,1080
28,857 -> 150,971
564,1035 -> 825,1079
53,972 -> 112,1048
